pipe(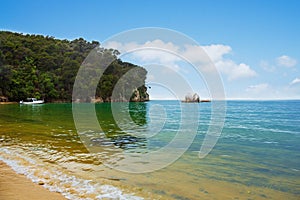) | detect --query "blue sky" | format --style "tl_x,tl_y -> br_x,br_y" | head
1,0 -> 300,99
